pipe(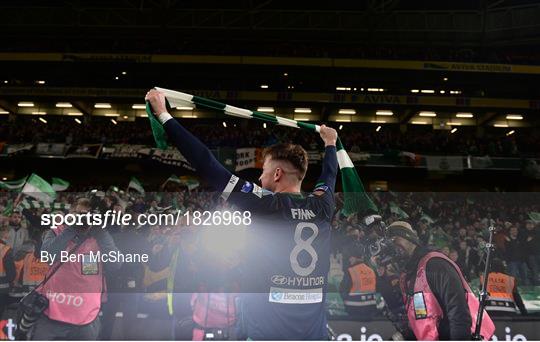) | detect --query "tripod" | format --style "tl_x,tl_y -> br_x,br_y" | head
472,223 -> 496,340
